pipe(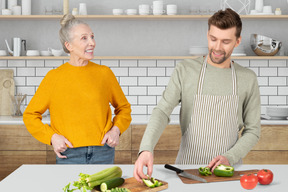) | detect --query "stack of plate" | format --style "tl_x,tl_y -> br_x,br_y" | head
266,106 -> 288,120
